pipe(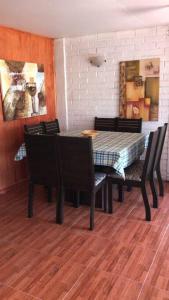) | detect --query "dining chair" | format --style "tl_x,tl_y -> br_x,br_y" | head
24,123 -> 44,135
116,118 -> 142,196
24,133 -> 59,218
156,123 -> 168,197
94,117 -> 117,131
150,123 -> 168,208
24,123 -> 53,201
56,136 -> 107,230
42,119 -> 60,135
116,118 -> 142,133
107,129 -> 160,221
